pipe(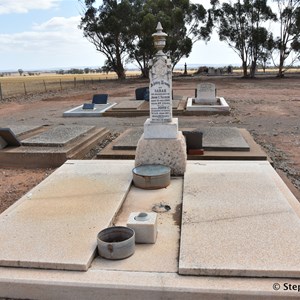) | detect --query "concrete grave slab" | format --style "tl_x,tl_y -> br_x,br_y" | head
0,128 -> 21,146
98,128 -> 268,161
179,160 -> 300,277
0,127 -> 110,168
1,161 -> 300,298
0,160 -> 134,271
202,126 -> 250,151
21,125 -> 95,147
92,177 -> 182,273
112,100 -> 144,110
113,128 -> 143,150
63,103 -> 117,117
110,127 -> 249,151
